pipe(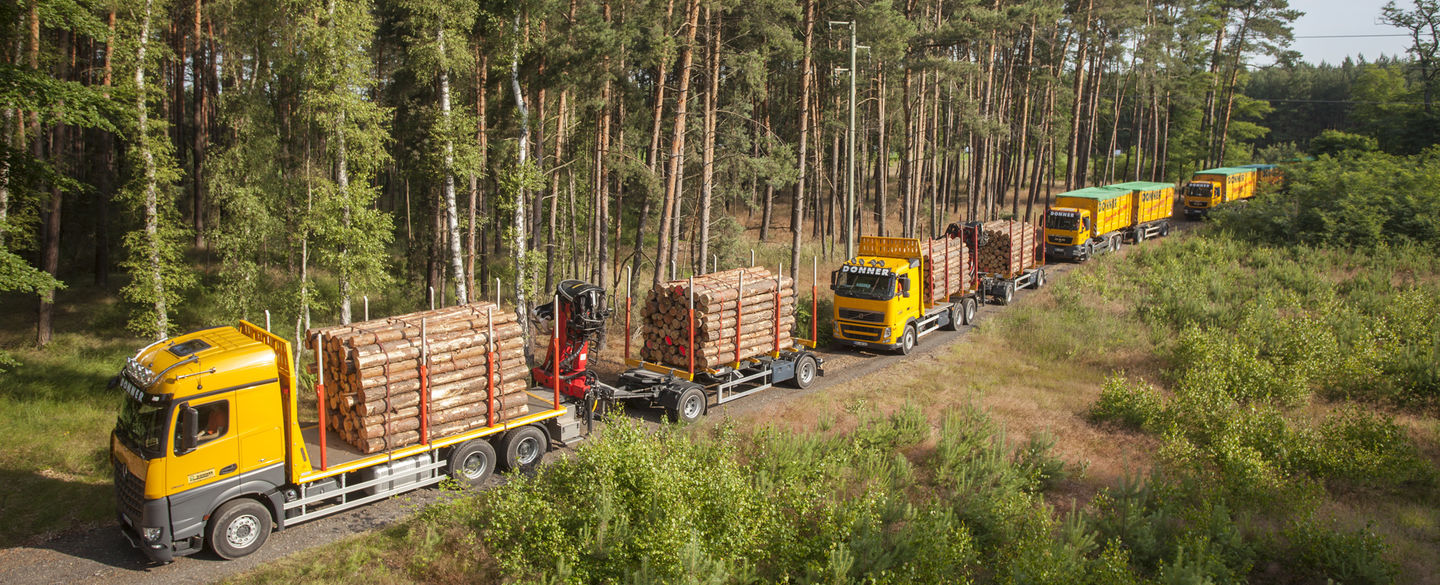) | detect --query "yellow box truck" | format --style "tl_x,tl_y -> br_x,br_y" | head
1109,181 -> 1176,243
1183,167 -> 1256,219
1044,186 -> 1134,262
